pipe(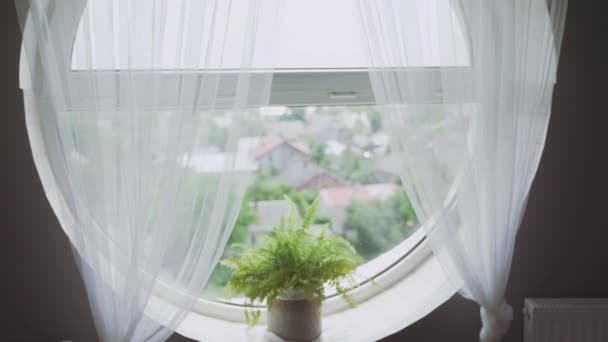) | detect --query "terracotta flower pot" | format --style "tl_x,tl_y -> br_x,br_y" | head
267,290 -> 322,342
